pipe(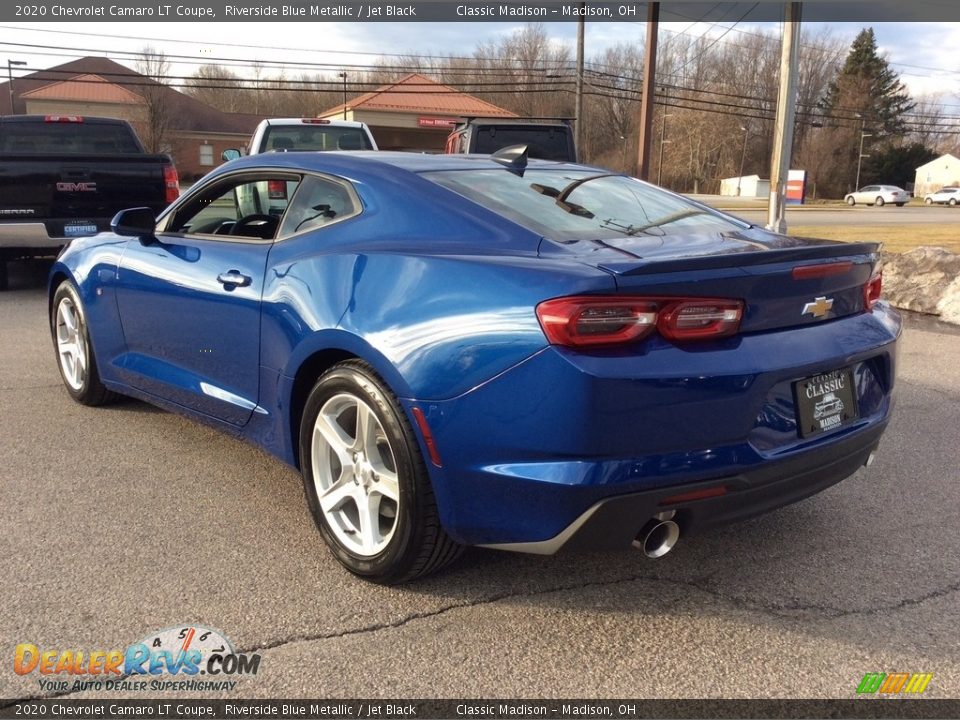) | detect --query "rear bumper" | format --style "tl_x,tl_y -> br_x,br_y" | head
480,421 -> 883,554
408,305 -> 901,549
0,220 -> 106,250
